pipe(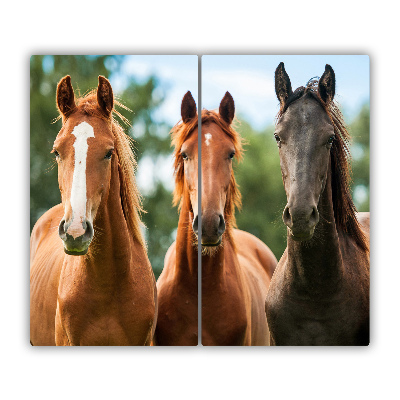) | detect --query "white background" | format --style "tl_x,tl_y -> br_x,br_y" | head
1,1 -> 396,399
